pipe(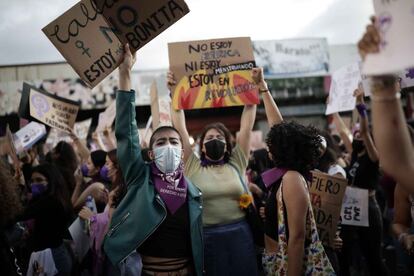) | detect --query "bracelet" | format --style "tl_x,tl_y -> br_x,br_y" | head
398,232 -> 408,244
370,92 -> 401,102
356,103 -> 367,118
259,89 -> 269,94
